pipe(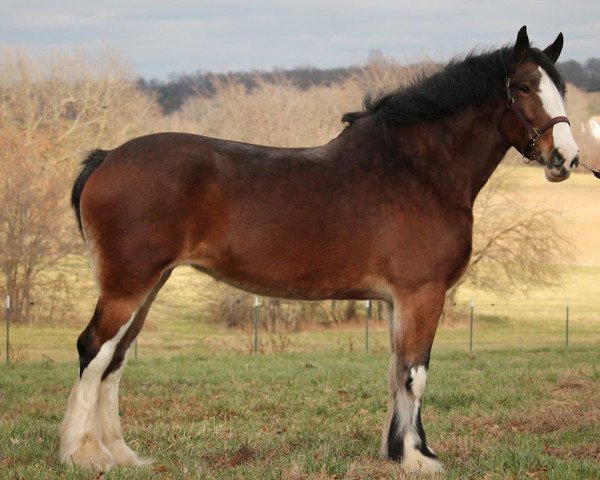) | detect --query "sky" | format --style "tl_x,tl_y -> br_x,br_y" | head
1,0 -> 598,80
